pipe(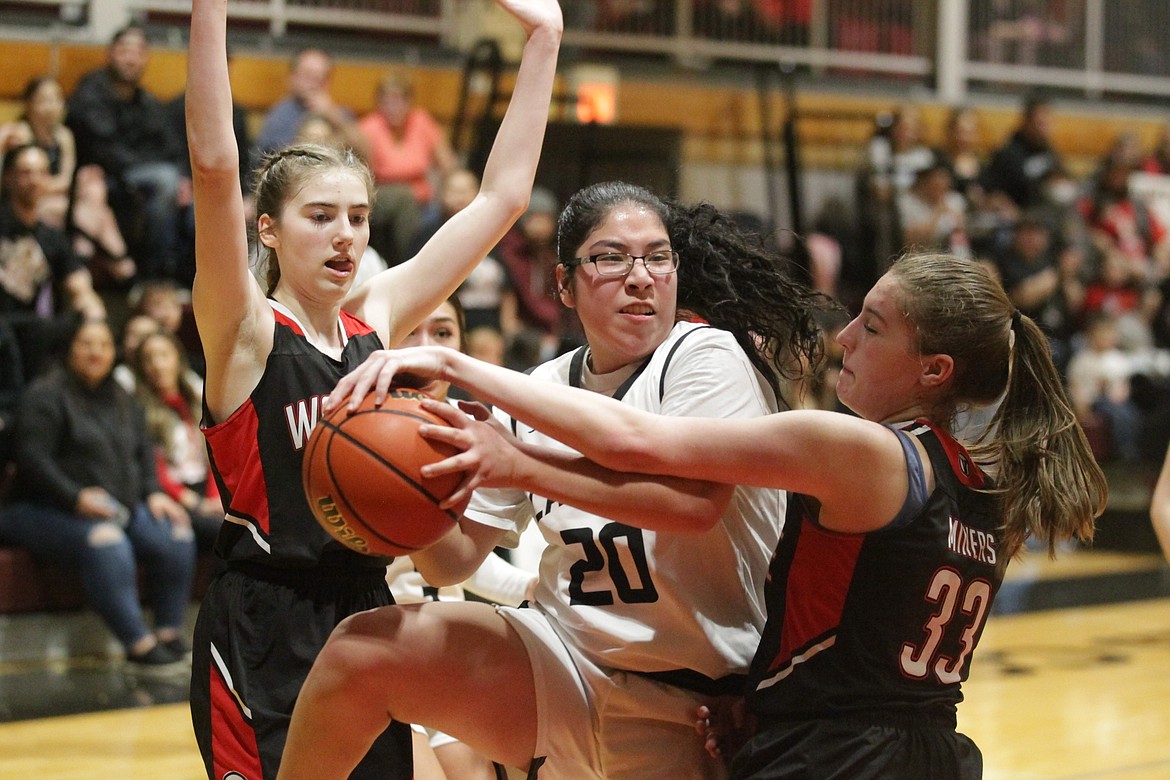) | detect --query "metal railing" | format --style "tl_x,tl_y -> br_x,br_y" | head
3,0 -> 1170,102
